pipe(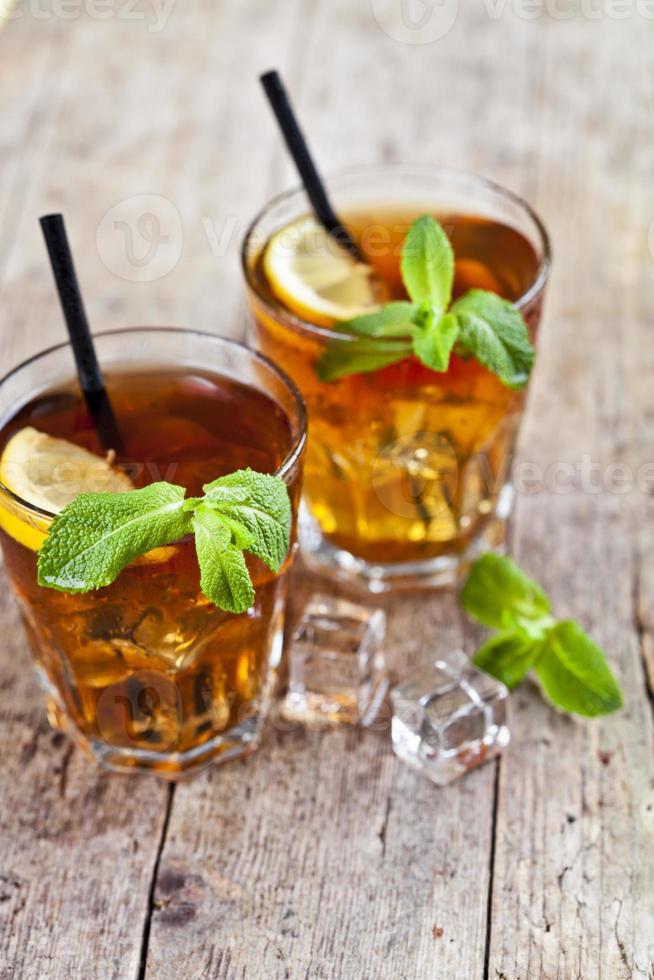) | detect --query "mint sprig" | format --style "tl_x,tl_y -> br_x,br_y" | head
37,469 -> 292,615
462,554 -> 623,717
317,214 -> 535,386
